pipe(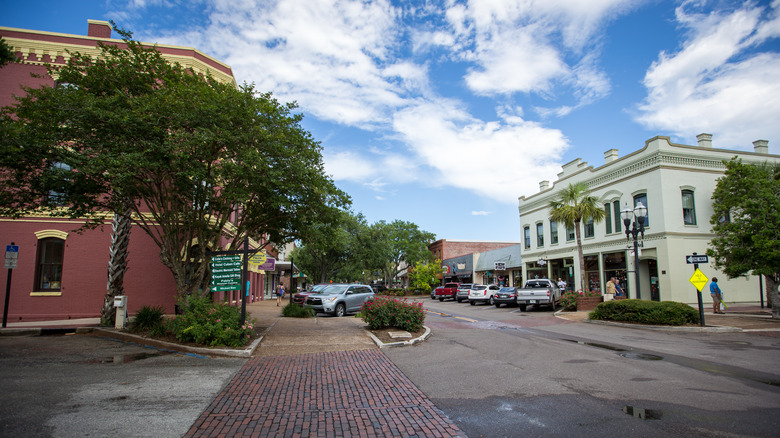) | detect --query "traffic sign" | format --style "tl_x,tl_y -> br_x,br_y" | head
4,245 -> 19,269
689,268 -> 709,292
686,254 -> 708,264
